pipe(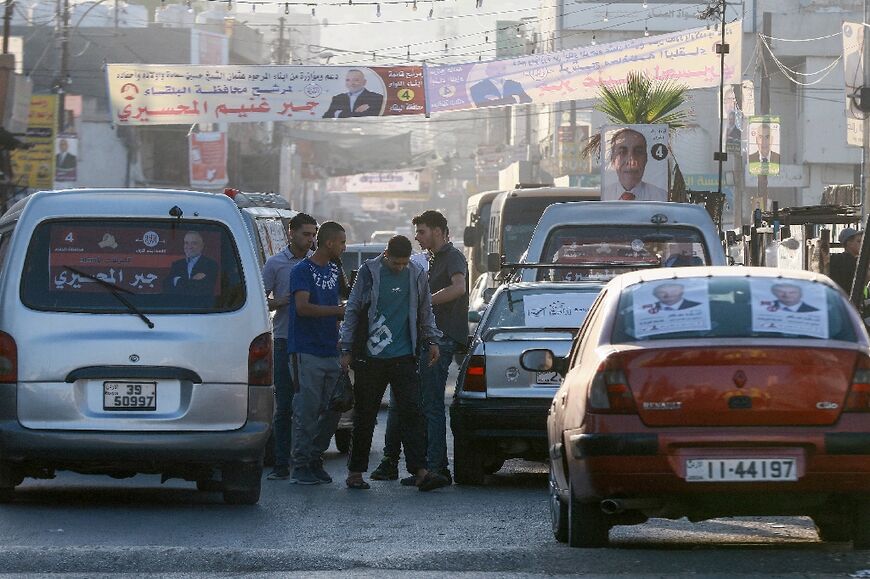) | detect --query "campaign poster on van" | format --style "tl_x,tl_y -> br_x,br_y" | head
107,64 -> 426,125
749,279 -> 828,339
632,279 -> 711,338
523,293 -> 597,328
600,124 -> 669,202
